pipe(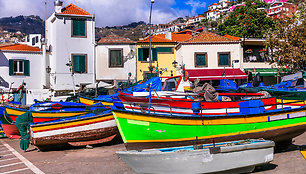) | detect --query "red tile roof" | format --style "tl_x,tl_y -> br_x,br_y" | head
138,35 -> 174,43
0,44 -> 41,52
98,34 -> 135,44
138,33 -> 192,43
59,4 -> 91,16
223,34 -> 241,41
183,31 -> 240,43
172,34 -> 192,42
